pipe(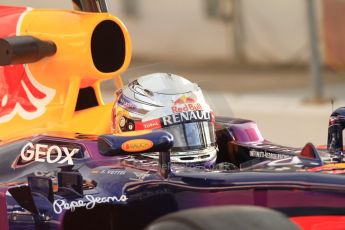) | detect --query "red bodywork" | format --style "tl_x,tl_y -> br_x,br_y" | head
291,216 -> 345,230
